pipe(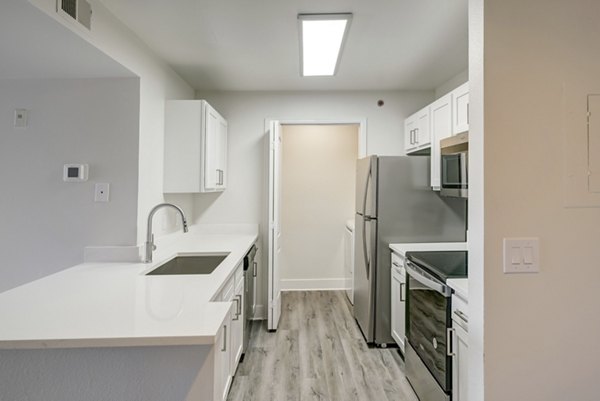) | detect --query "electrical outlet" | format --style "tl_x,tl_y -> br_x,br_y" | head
94,183 -> 110,202
14,109 -> 28,128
